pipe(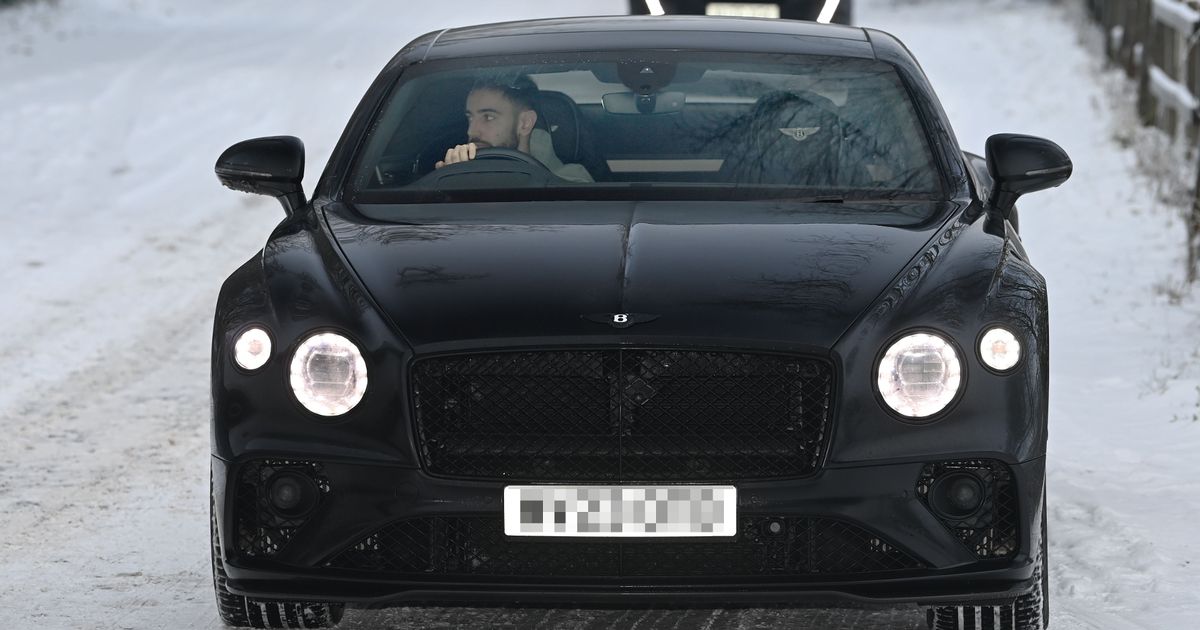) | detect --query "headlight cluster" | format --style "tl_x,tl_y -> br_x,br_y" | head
877,332 -> 962,419
232,327 -> 368,417
875,327 -> 1021,419
289,332 -> 368,416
